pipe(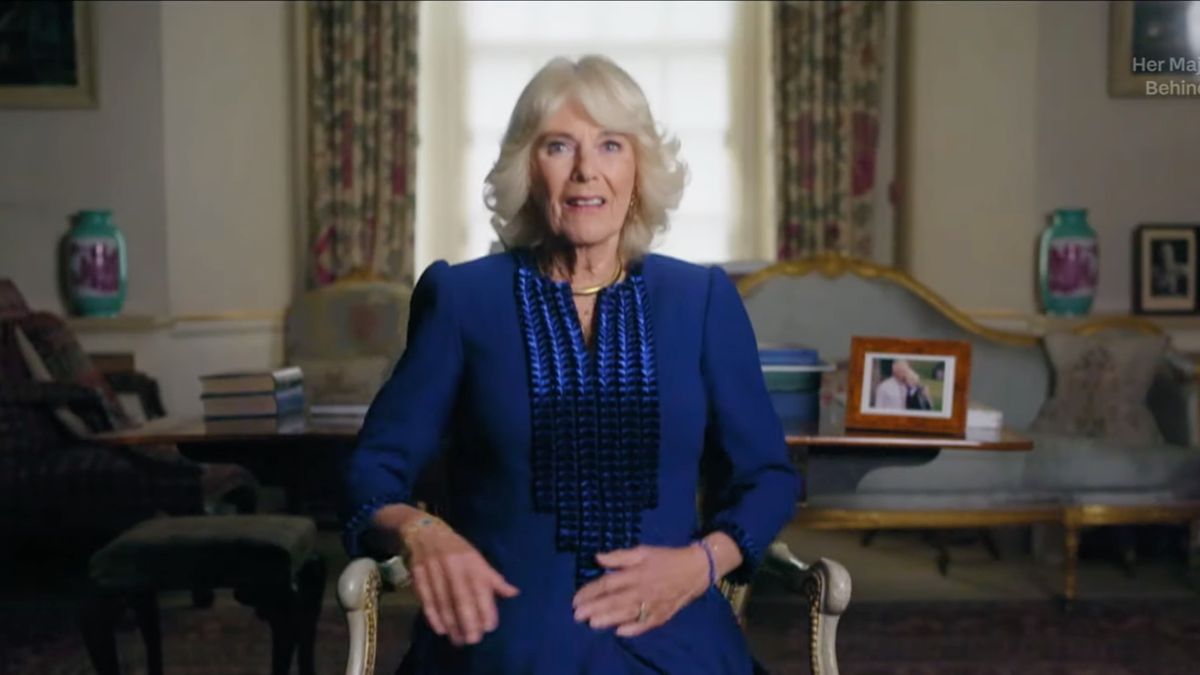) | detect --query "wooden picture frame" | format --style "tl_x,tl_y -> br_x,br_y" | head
0,1 -> 97,108
1108,1 -> 1200,98
1132,224 -> 1199,315
844,336 -> 972,437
